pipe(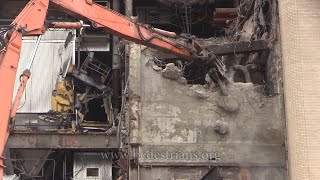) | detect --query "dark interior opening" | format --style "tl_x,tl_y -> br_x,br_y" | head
183,62 -> 207,85
86,167 -> 99,177
84,98 -> 108,122
75,51 -> 112,122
